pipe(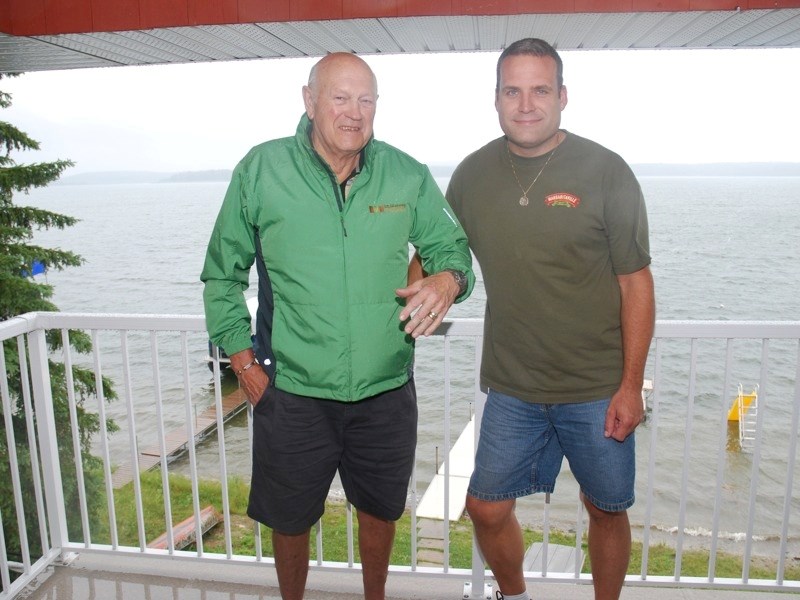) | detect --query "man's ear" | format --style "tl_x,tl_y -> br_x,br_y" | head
302,85 -> 314,119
